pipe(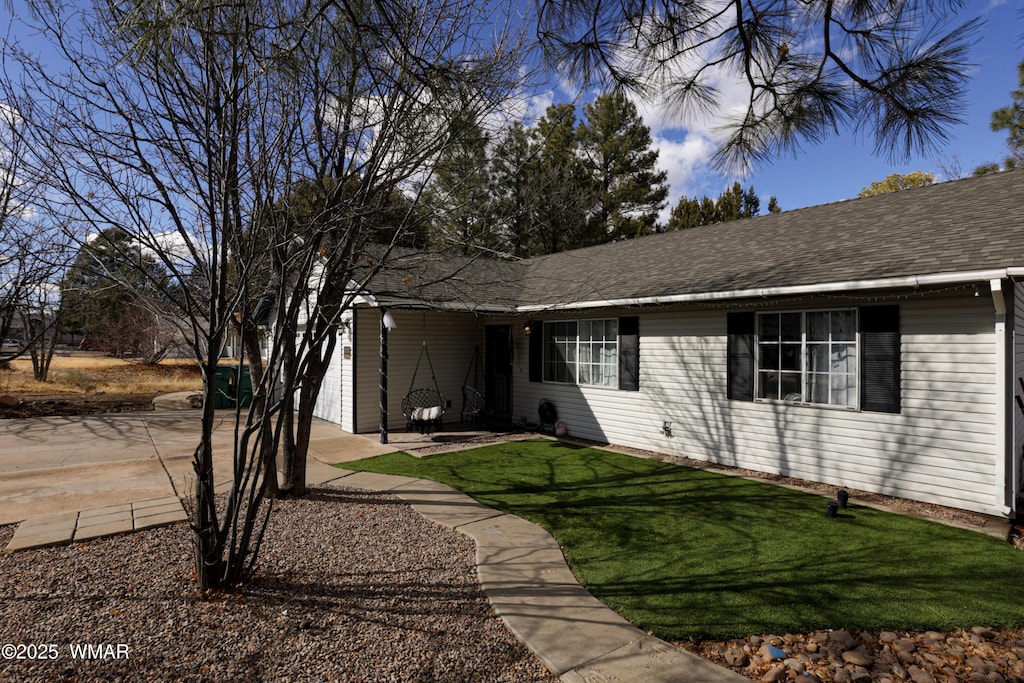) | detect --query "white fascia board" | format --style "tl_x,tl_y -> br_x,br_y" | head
354,295 -> 516,314
515,269 -> 1015,313
351,269 -> 1021,314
